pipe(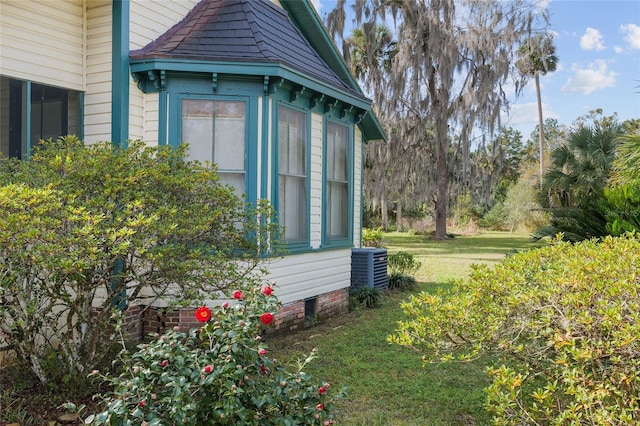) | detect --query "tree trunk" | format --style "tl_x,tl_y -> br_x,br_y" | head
381,196 -> 389,231
396,200 -> 403,232
434,135 -> 449,239
535,73 -> 545,189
